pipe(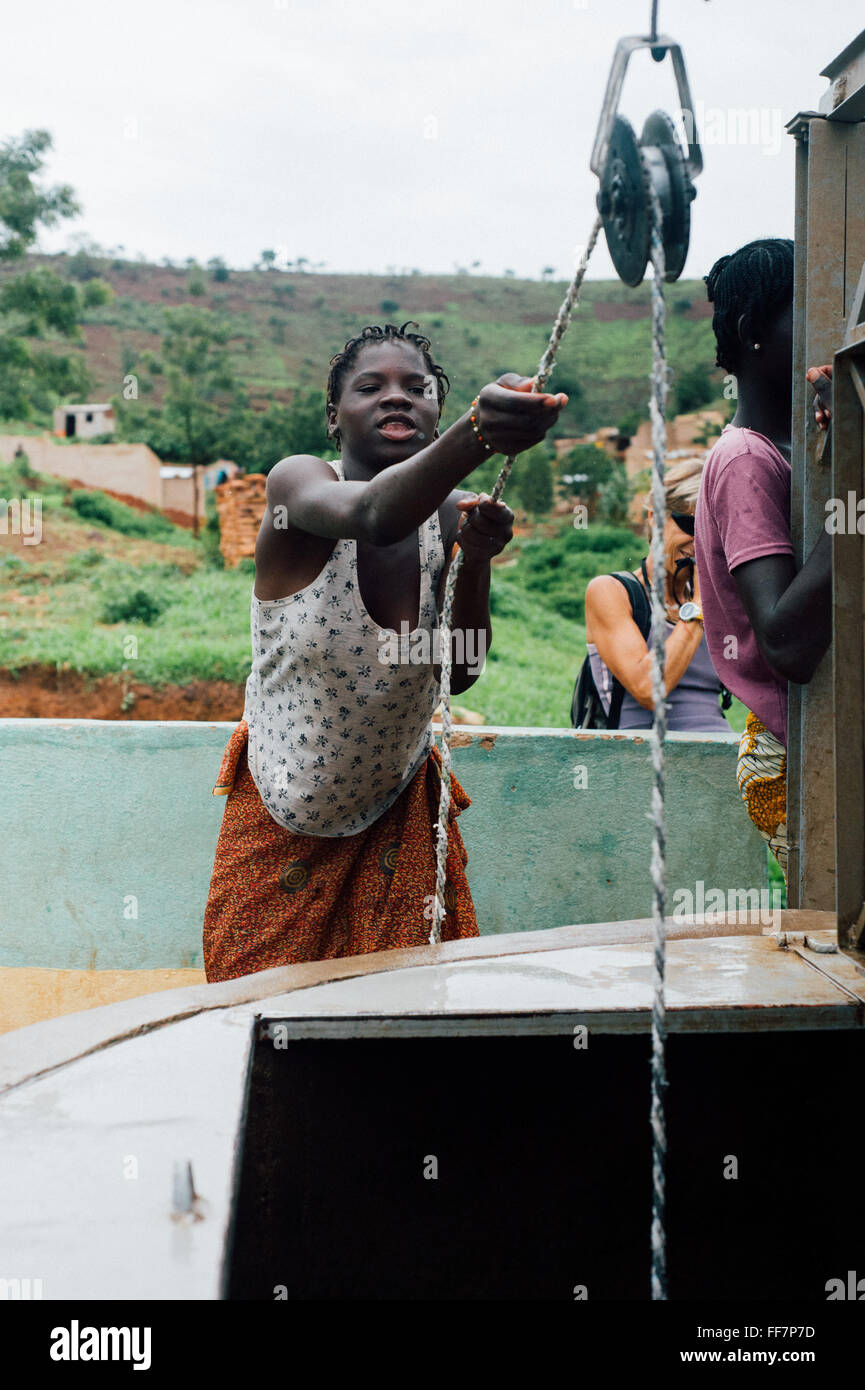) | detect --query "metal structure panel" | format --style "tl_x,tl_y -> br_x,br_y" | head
787,98 -> 865,912
833,270 -> 865,962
